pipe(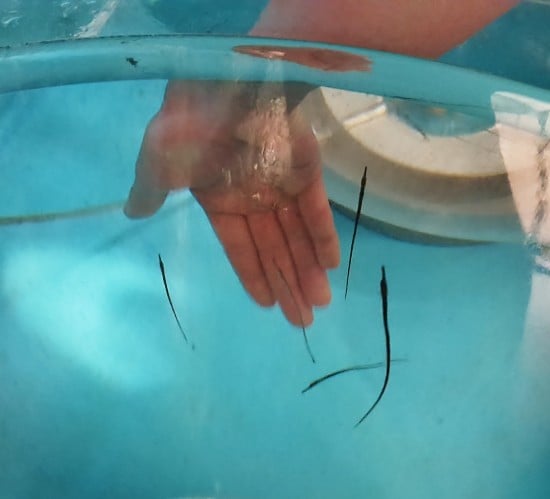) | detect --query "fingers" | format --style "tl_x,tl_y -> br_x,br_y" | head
208,208 -> 315,327
124,155 -> 168,218
124,186 -> 168,219
207,212 -> 275,307
208,206 -> 333,327
124,118 -> 175,219
298,175 -> 341,269
277,203 -> 331,307
285,109 -> 340,270
247,211 -> 314,327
